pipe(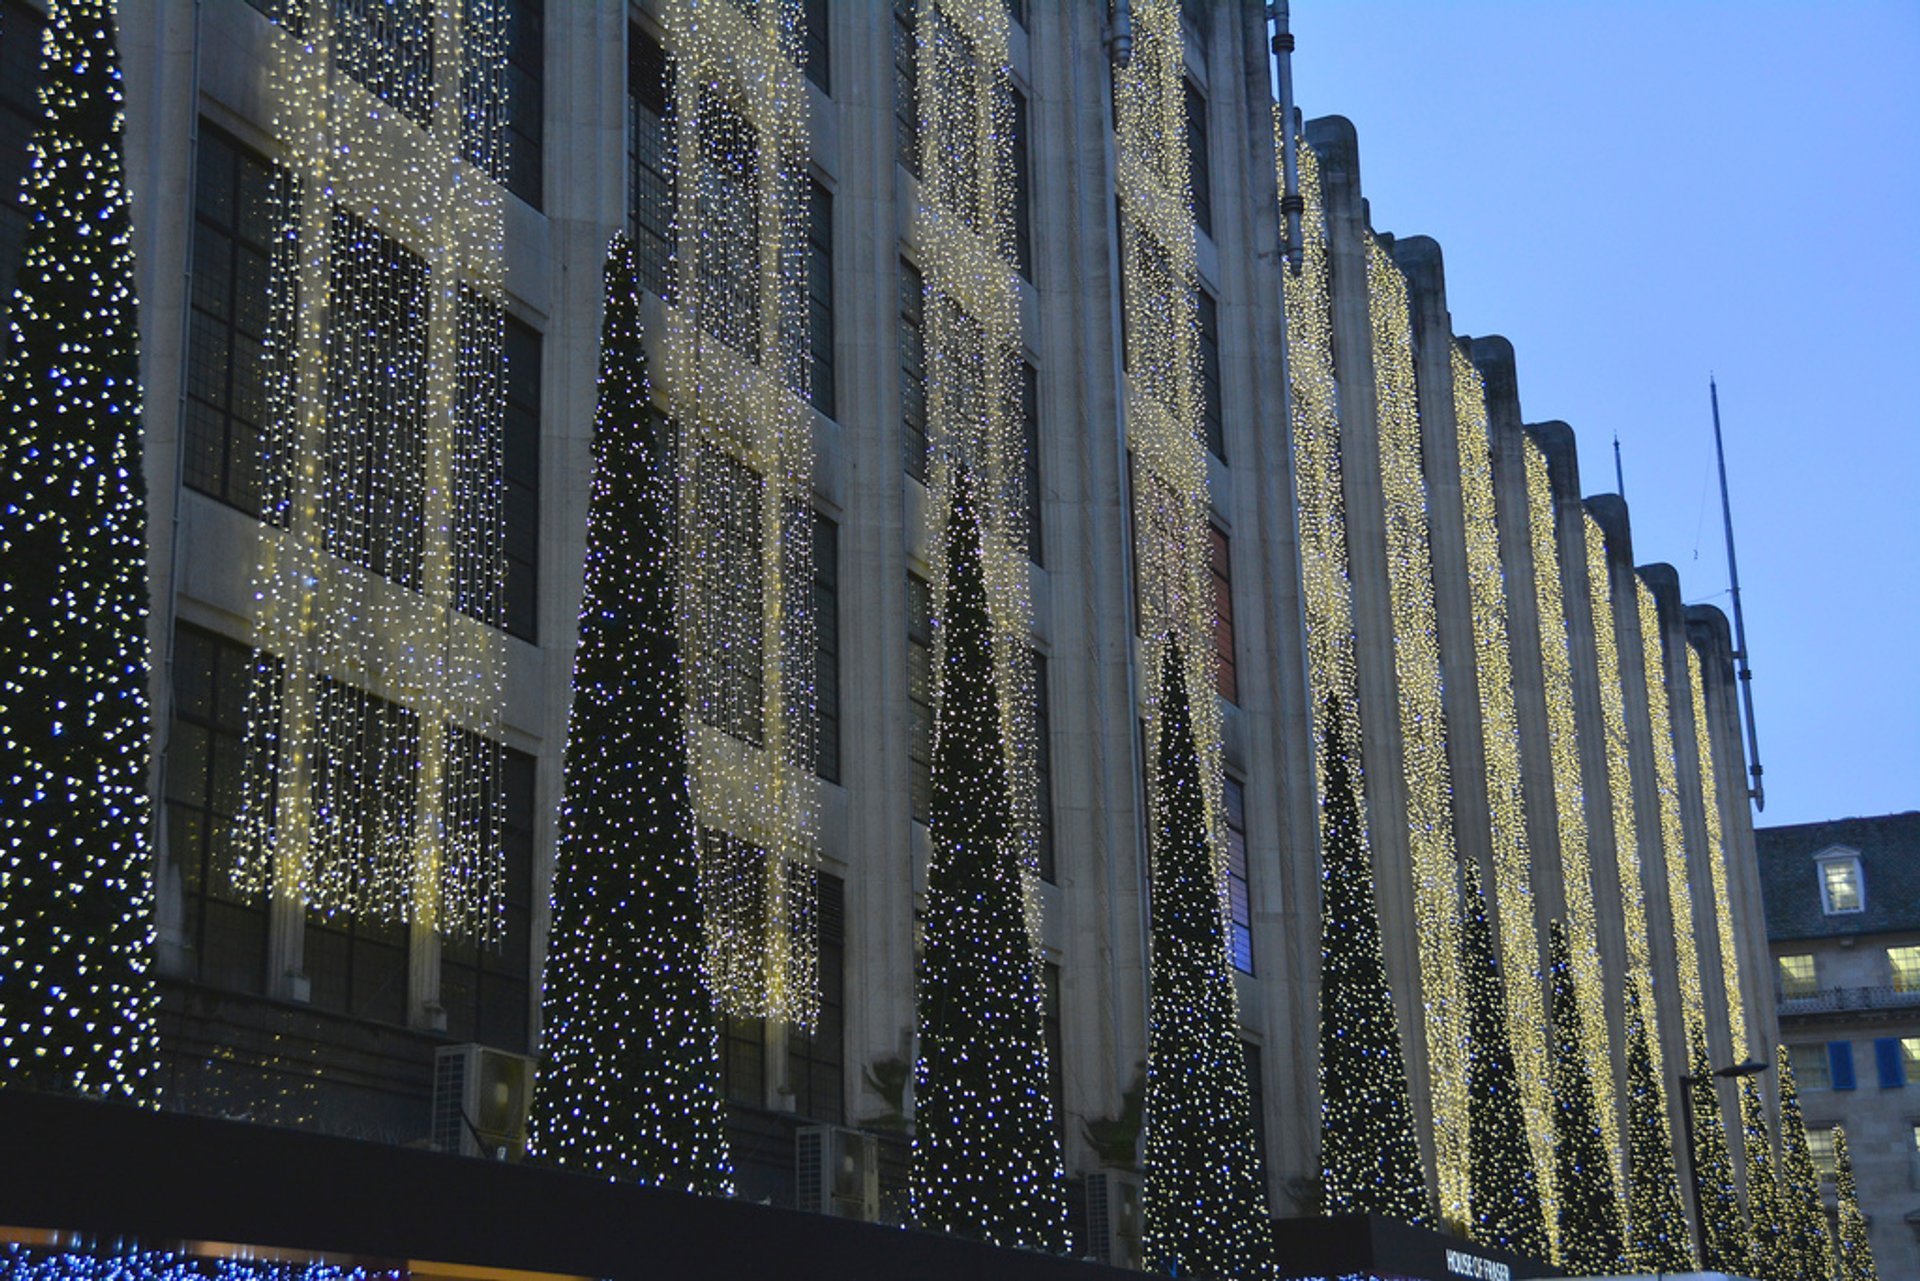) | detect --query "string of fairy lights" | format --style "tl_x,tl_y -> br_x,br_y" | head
232,0 -> 510,945
1450,349 -> 1553,1233
661,0 -> 820,1029
1366,239 -> 1470,1228
1688,646 -> 1749,1058
1523,441 -> 1618,1188
1635,582 -> 1706,1046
